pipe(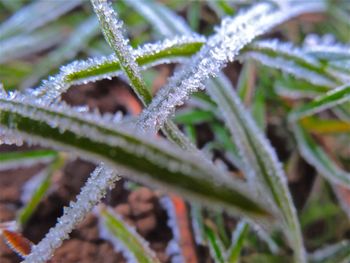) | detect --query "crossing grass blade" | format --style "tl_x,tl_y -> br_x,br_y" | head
0,149 -> 57,171
0,93 -> 271,220
99,206 -> 160,263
